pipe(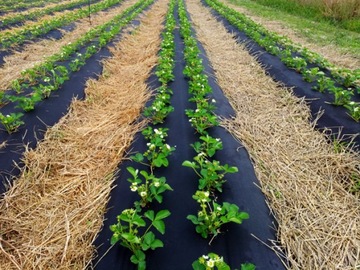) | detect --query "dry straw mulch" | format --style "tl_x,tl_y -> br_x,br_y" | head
188,0 -> 360,269
220,0 -> 360,70
0,0 -> 168,268
0,0 -> 139,91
